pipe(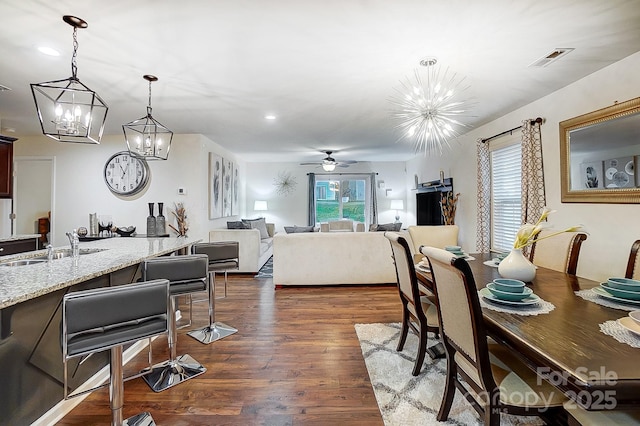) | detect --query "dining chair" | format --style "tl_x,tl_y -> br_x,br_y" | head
421,246 -> 566,425
384,231 -> 440,376
407,225 -> 459,263
625,239 -> 640,280
528,229 -> 588,275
